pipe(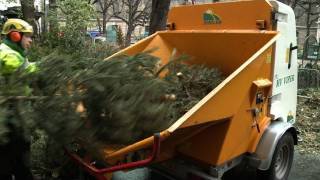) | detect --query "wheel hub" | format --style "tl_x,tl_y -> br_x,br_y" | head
275,144 -> 290,179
